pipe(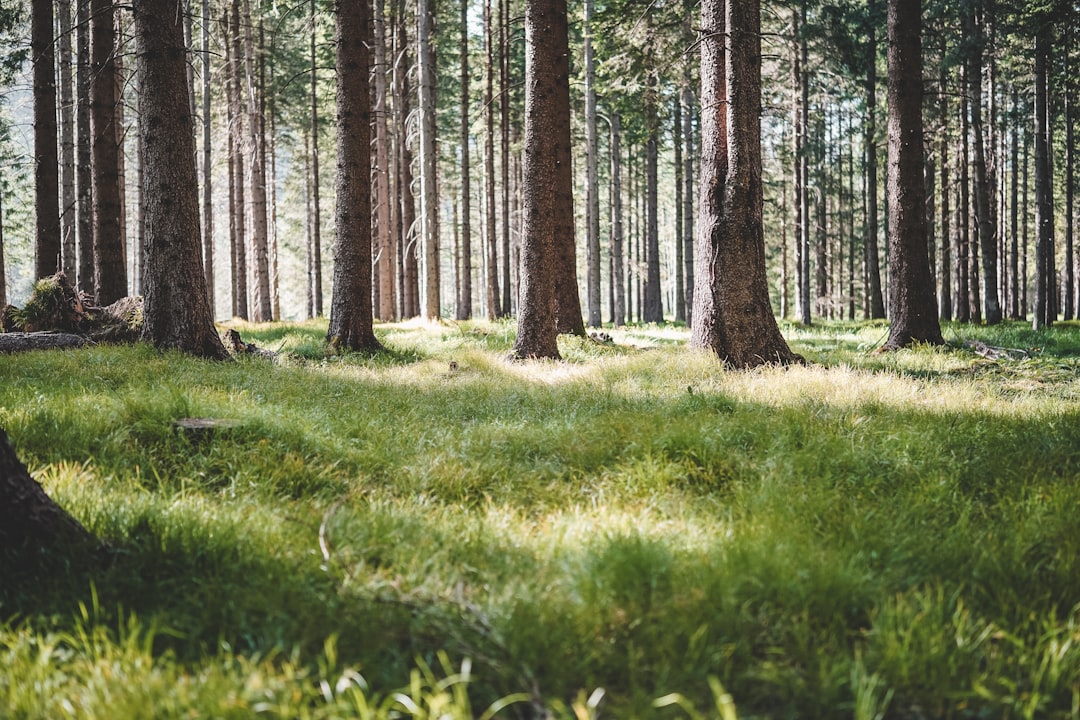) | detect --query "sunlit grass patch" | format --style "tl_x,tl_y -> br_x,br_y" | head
3,318 -> 1080,717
